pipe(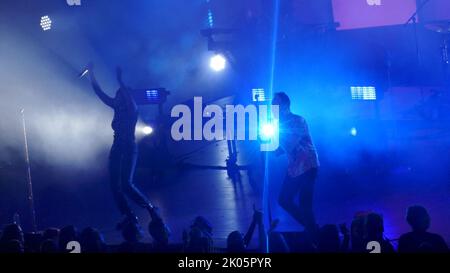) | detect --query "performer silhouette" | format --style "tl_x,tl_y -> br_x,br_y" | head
272,92 -> 320,236
87,64 -> 164,236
